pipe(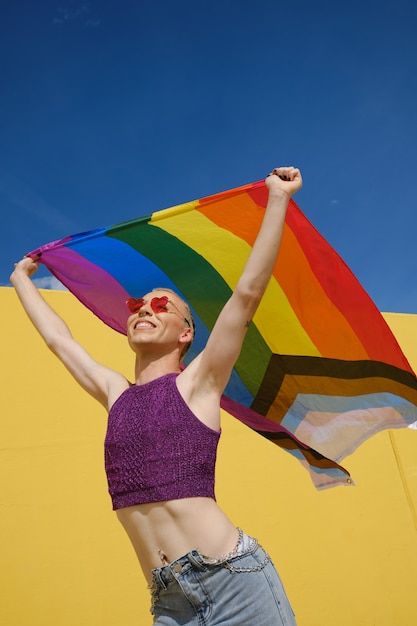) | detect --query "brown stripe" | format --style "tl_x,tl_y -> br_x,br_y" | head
266,374 -> 417,423
251,353 -> 417,416
261,432 -> 351,474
